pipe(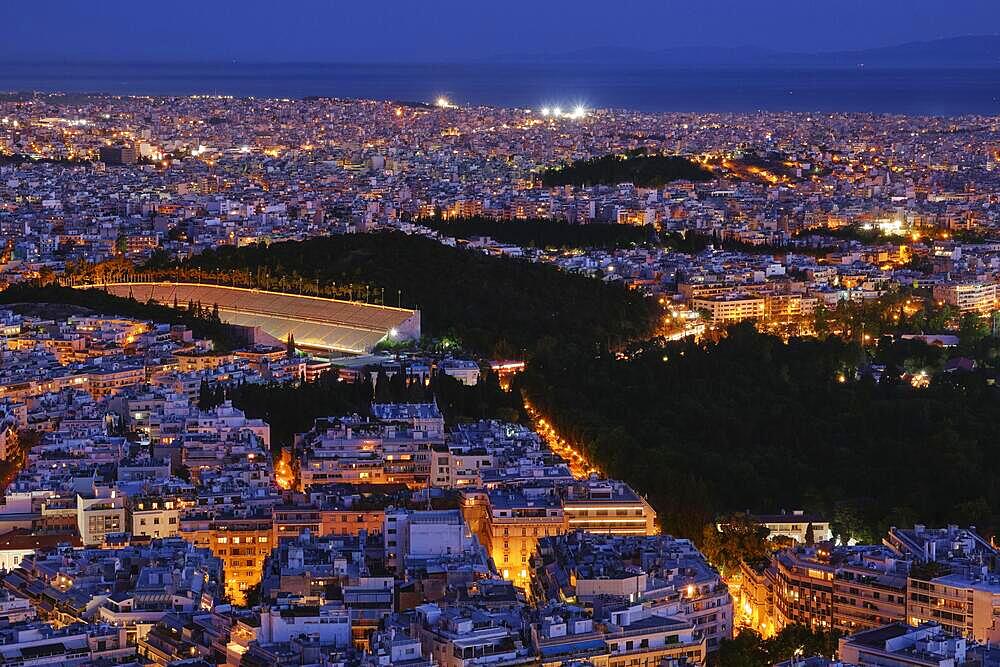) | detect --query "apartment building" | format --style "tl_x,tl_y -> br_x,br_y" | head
742,526 -> 999,642
130,496 -> 181,539
691,294 -> 766,324
413,604 -> 536,667
76,489 -> 126,546
907,570 -> 1000,643
383,509 -> 479,574
737,559 -> 774,637
832,549 -> 908,635
771,545 -> 836,632
532,532 -> 732,653
561,480 -> 657,536
86,364 -> 146,398
477,490 -> 565,587
298,416 -> 441,490
931,281 -> 997,313
258,598 -> 352,647
180,513 -> 274,605
838,622 -> 975,666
